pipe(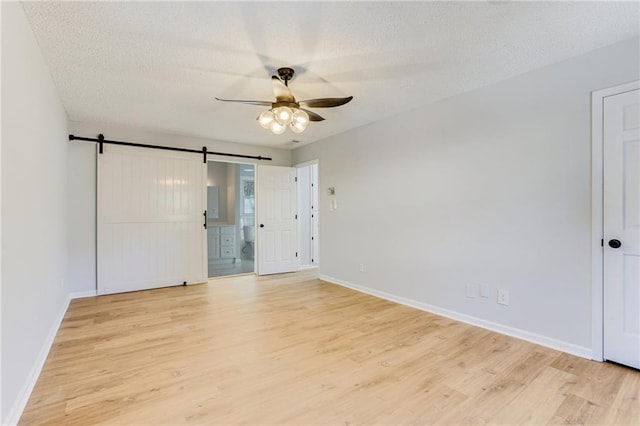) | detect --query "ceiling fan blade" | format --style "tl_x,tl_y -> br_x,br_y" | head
215,97 -> 272,106
300,108 -> 325,122
271,76 -> 295,103
298,96 -> 353,108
